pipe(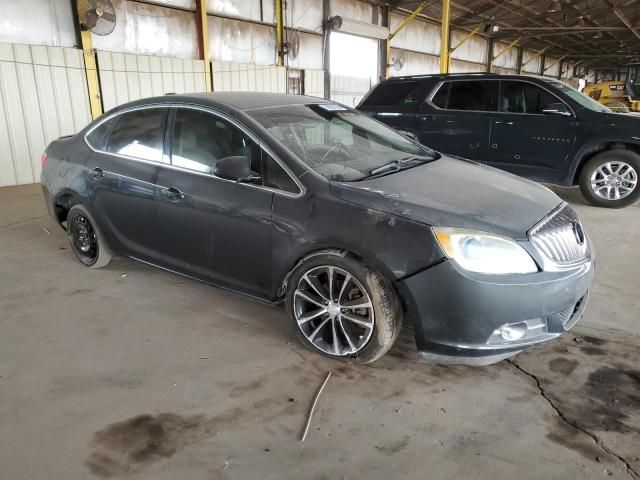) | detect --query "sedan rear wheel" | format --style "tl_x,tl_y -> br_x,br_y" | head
67,205 -> 112,268
286,254 -> 402,363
